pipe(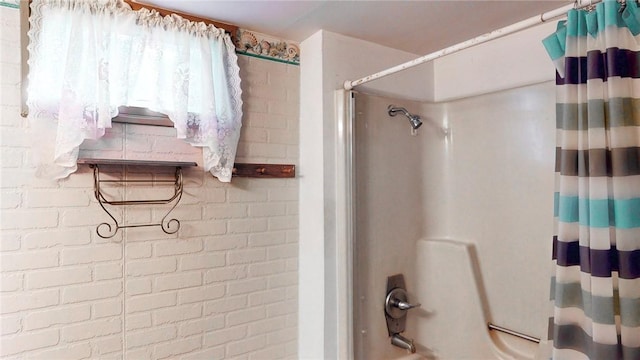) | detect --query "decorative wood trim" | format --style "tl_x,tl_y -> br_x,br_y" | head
78,159 -> 295,179
232,163 -> 295,178
123,0 -> 237,35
